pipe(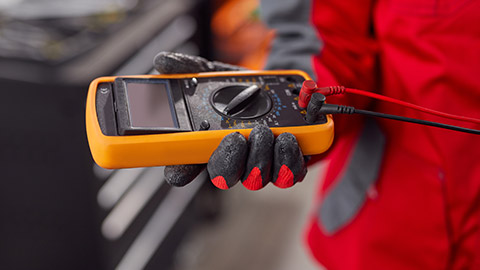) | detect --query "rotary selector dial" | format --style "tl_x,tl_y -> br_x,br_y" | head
210,84 -> 272,120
